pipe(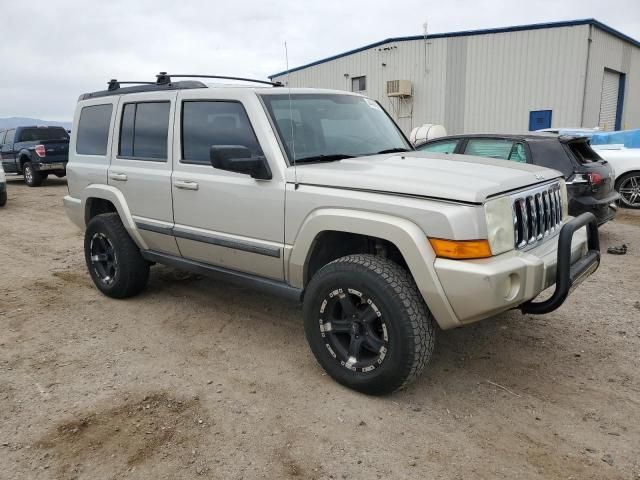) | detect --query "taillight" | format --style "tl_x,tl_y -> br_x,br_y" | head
587,172 -> 603,185
35,145 -> 46,157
